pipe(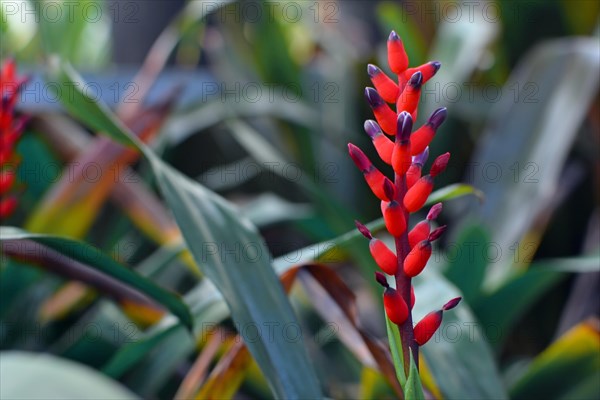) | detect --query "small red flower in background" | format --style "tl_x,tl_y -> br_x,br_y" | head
350,31 -> 461,353
0,58 -> 29,219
